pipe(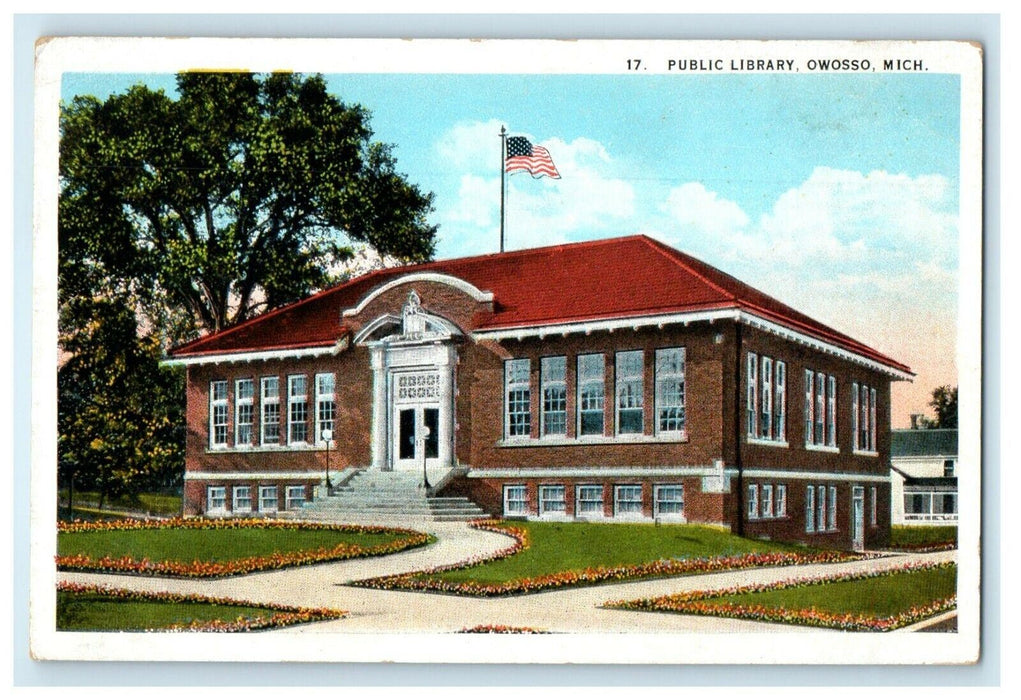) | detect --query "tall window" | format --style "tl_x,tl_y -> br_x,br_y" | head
749,355 -> 785,442
287,375 -> 308,444
748,353 -> 759,437
806,369 -> 836,448
854,383 -> 877,452
804,370 -> 814,444
815,372 -> 826,445
776,484 -> 787,517
210,380 -> 229,447
505,359 -> 531,438
540,357 -> 567,436
616,351 -> 644,435
774,362 -> 787,441
828,485 -> 838,531
761,484 -> 774,518
315,373 -> 336,444
261,376 -> 280,445
747,484 -> 759,519
235,378 -> 254,446
817,484 -> 827,531
870,486 -> 878,525
577,354 -> 605,437
805,484 -> 815,532
655,348 -> 686,435
826,376 -> 837,447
